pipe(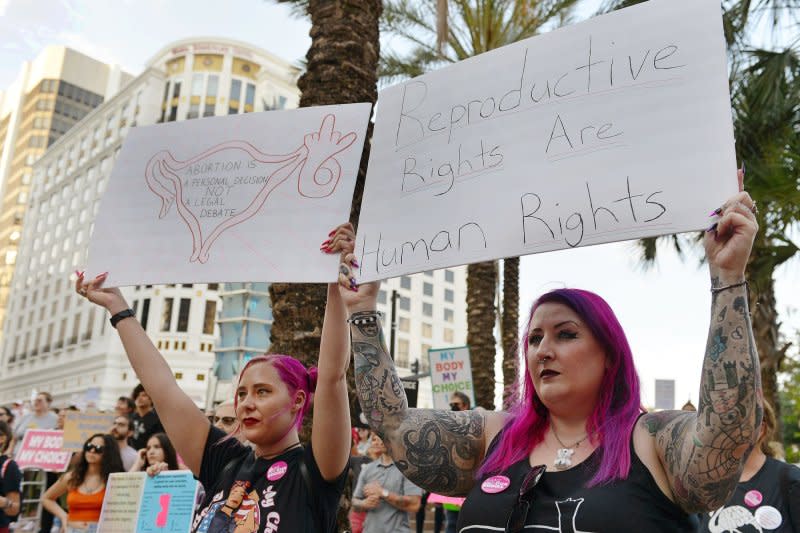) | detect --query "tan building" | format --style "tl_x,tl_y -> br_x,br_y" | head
0,46 -> 132,343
